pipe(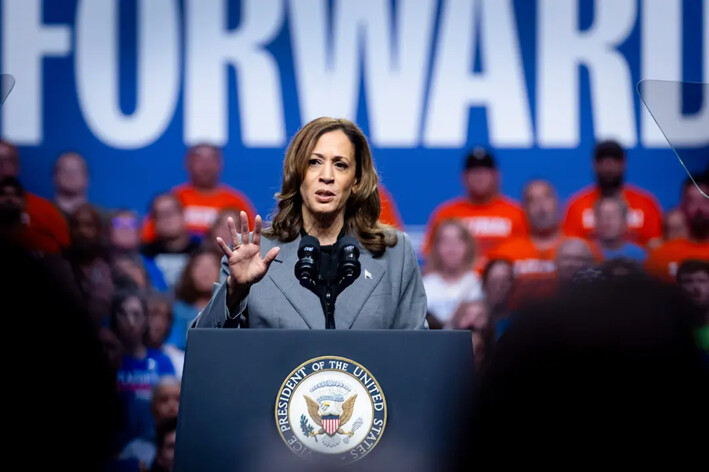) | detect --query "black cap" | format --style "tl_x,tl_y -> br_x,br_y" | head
464,147 -> 496,170
594,140 -> 625,161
